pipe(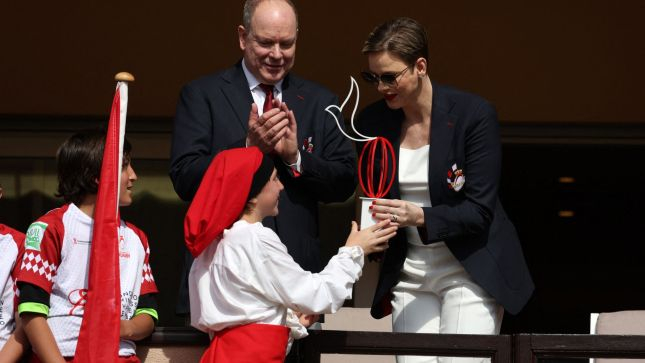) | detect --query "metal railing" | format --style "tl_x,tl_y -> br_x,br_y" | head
513,334 -> 645,362
300,330 -> 512,363
141,328 -> 645,362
